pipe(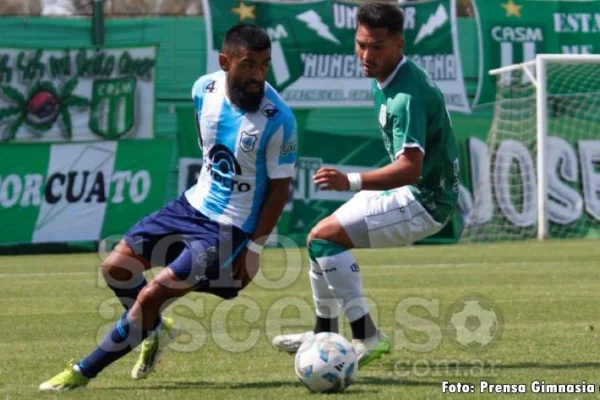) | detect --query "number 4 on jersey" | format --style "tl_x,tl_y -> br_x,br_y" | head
203,80 -> 217,93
